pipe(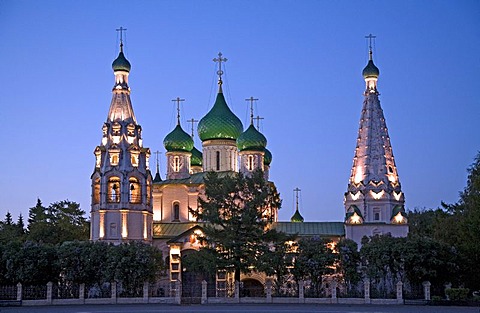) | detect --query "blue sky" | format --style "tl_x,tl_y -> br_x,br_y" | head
0,1 -> 479,222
